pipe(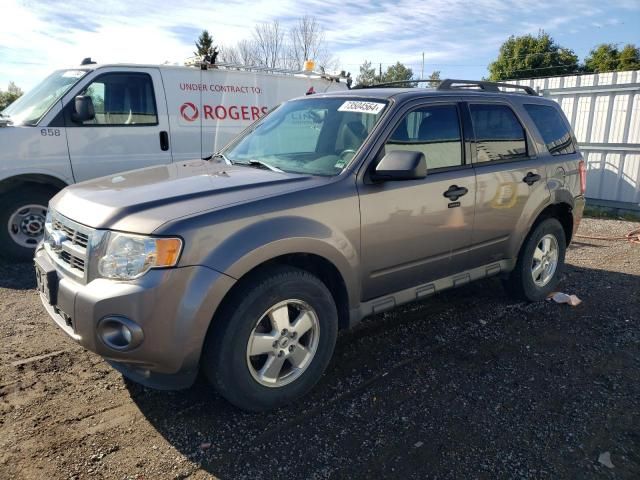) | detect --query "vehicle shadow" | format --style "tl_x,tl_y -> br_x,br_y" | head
125,264 -> 640,479
0,259 -> 35,290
